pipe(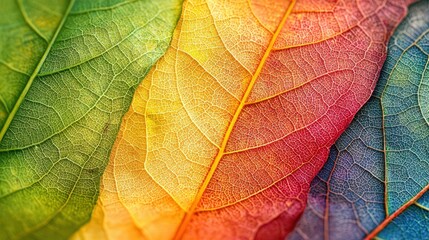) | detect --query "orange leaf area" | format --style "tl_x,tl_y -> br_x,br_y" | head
75,0 -> 411,239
